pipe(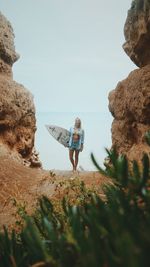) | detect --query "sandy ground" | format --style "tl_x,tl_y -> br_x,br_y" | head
0,156 -> 111,229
